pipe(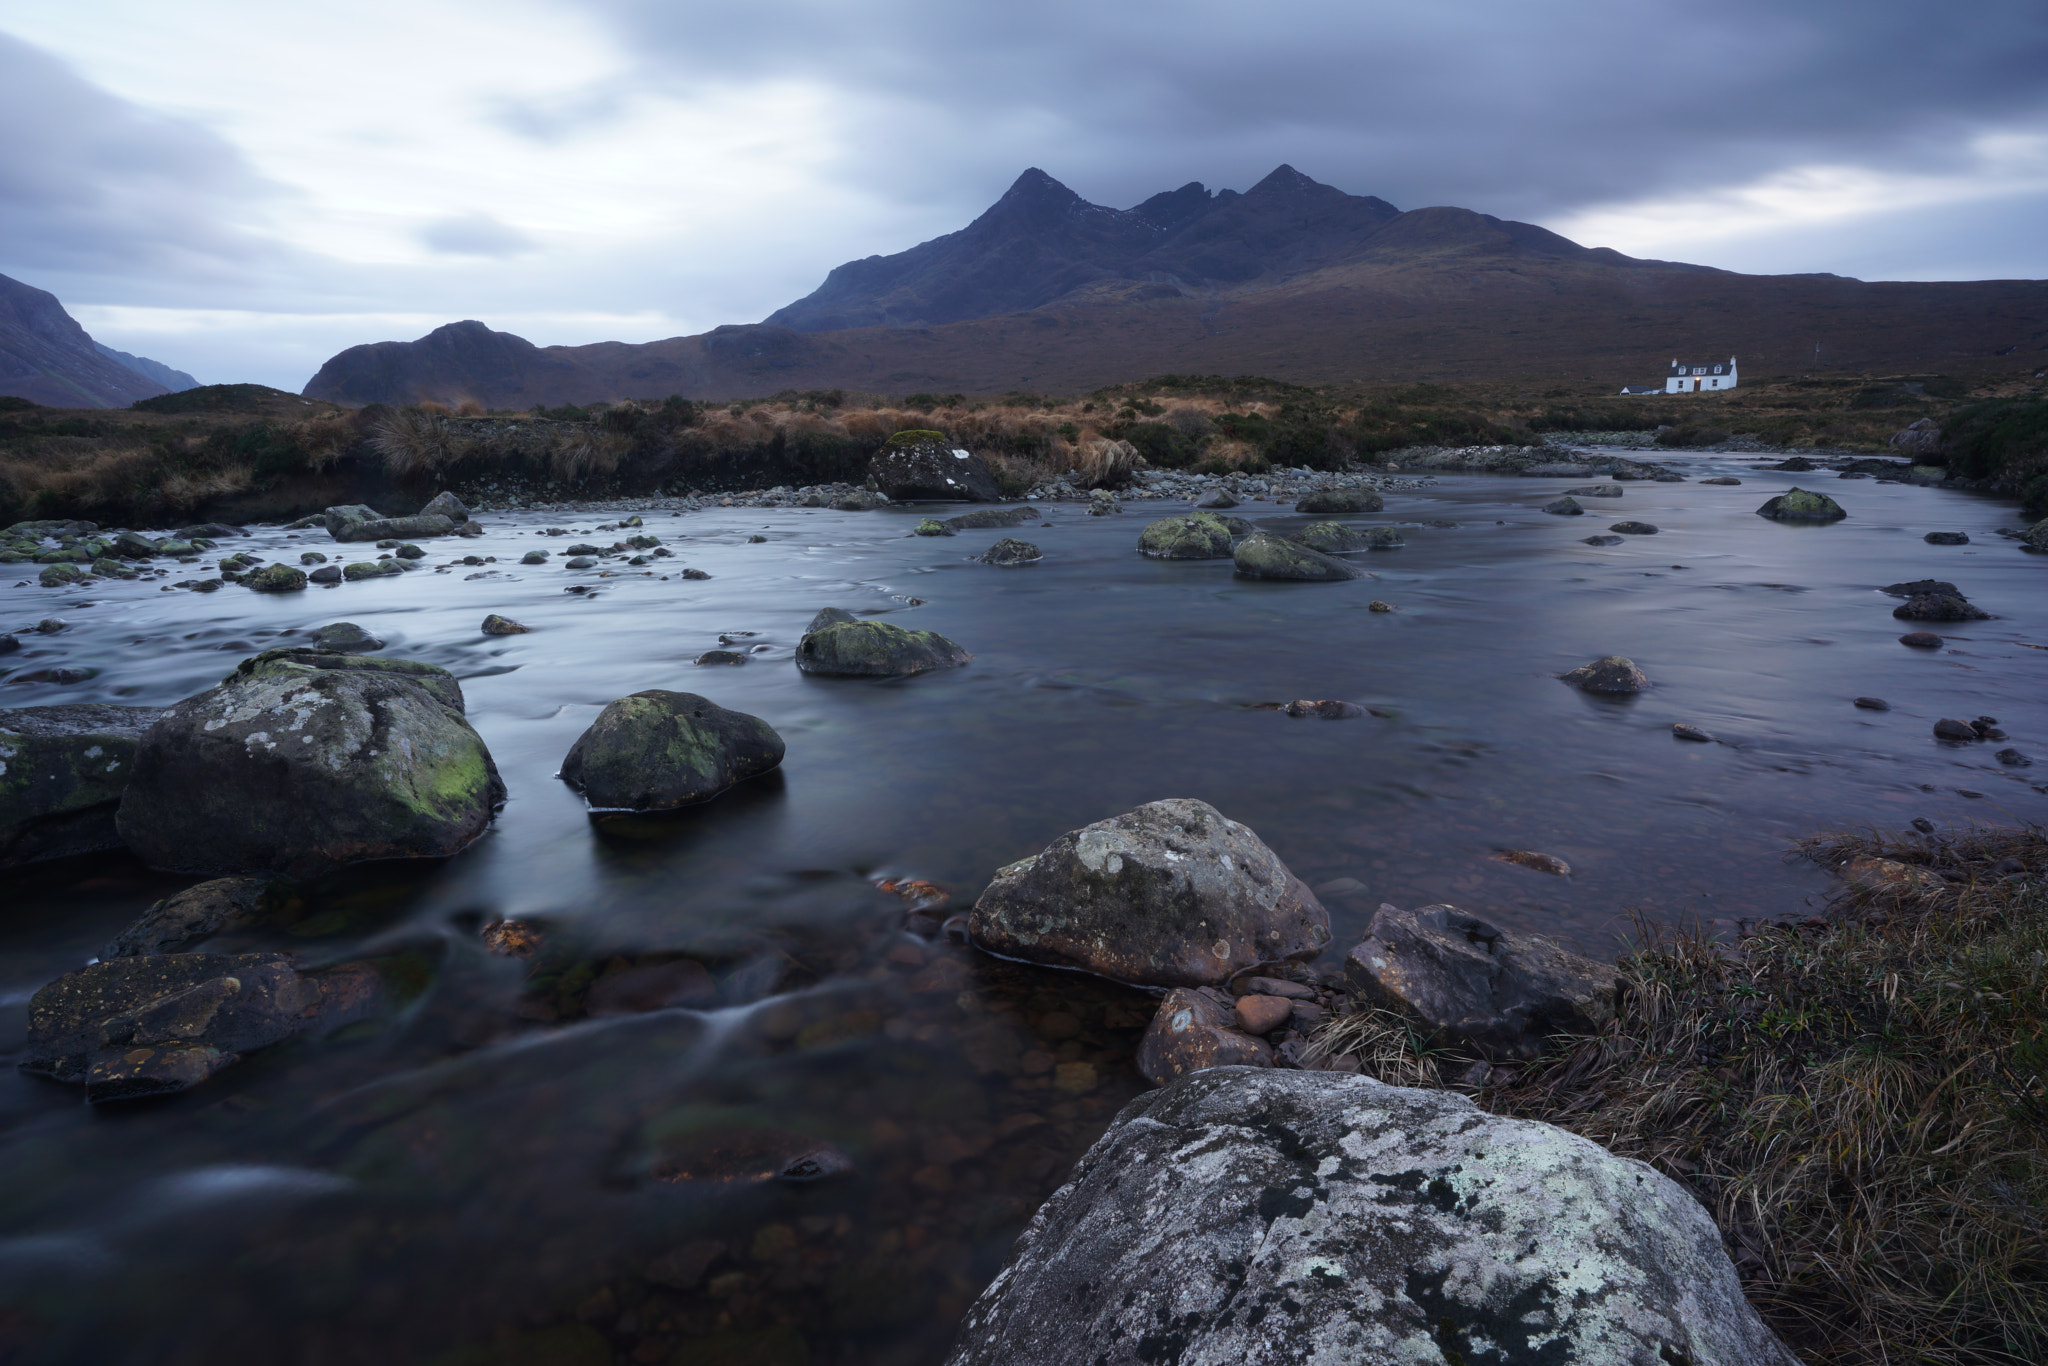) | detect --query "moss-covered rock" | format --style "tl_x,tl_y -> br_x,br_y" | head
1756,487 -> 1847,521
1293,522 -> 1368,552
1561,655 -> 1649,693
1232,531 -> 1361,581
37,563 -> 85,587
560,690 -> 785,811
334,513 -> 457,544
914,518 -> 955,536
90,558 -> 137,579
1294,487 -> 1384,514
115,650 -> 502,877
981,538 -> 1042,565
2022,517 -> 2048,551
1138,514 -> 1233,559
342,560 -> 400,581
243,563 -> 308,592
945,506 -> 1038,530
0,703 -> 163,868
795,612 -> 972,677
